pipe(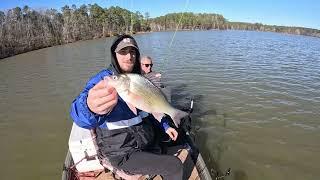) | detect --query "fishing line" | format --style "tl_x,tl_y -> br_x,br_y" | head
159,0 -> 190,73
